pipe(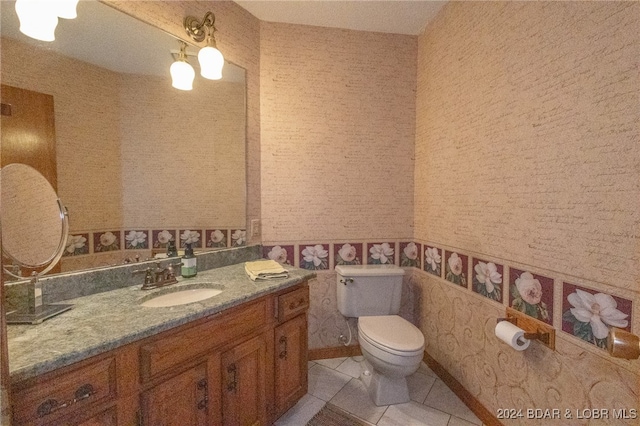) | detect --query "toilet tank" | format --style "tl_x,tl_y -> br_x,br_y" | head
336,265 -> 405,317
